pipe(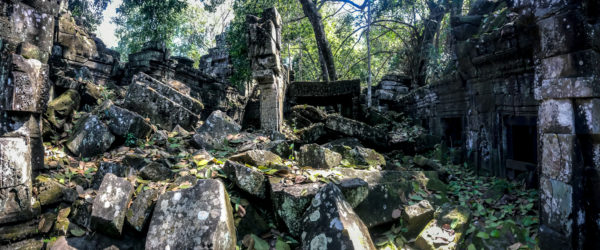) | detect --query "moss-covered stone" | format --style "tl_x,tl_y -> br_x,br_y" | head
298,144 -> 342,169
35,175 -> 66,206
